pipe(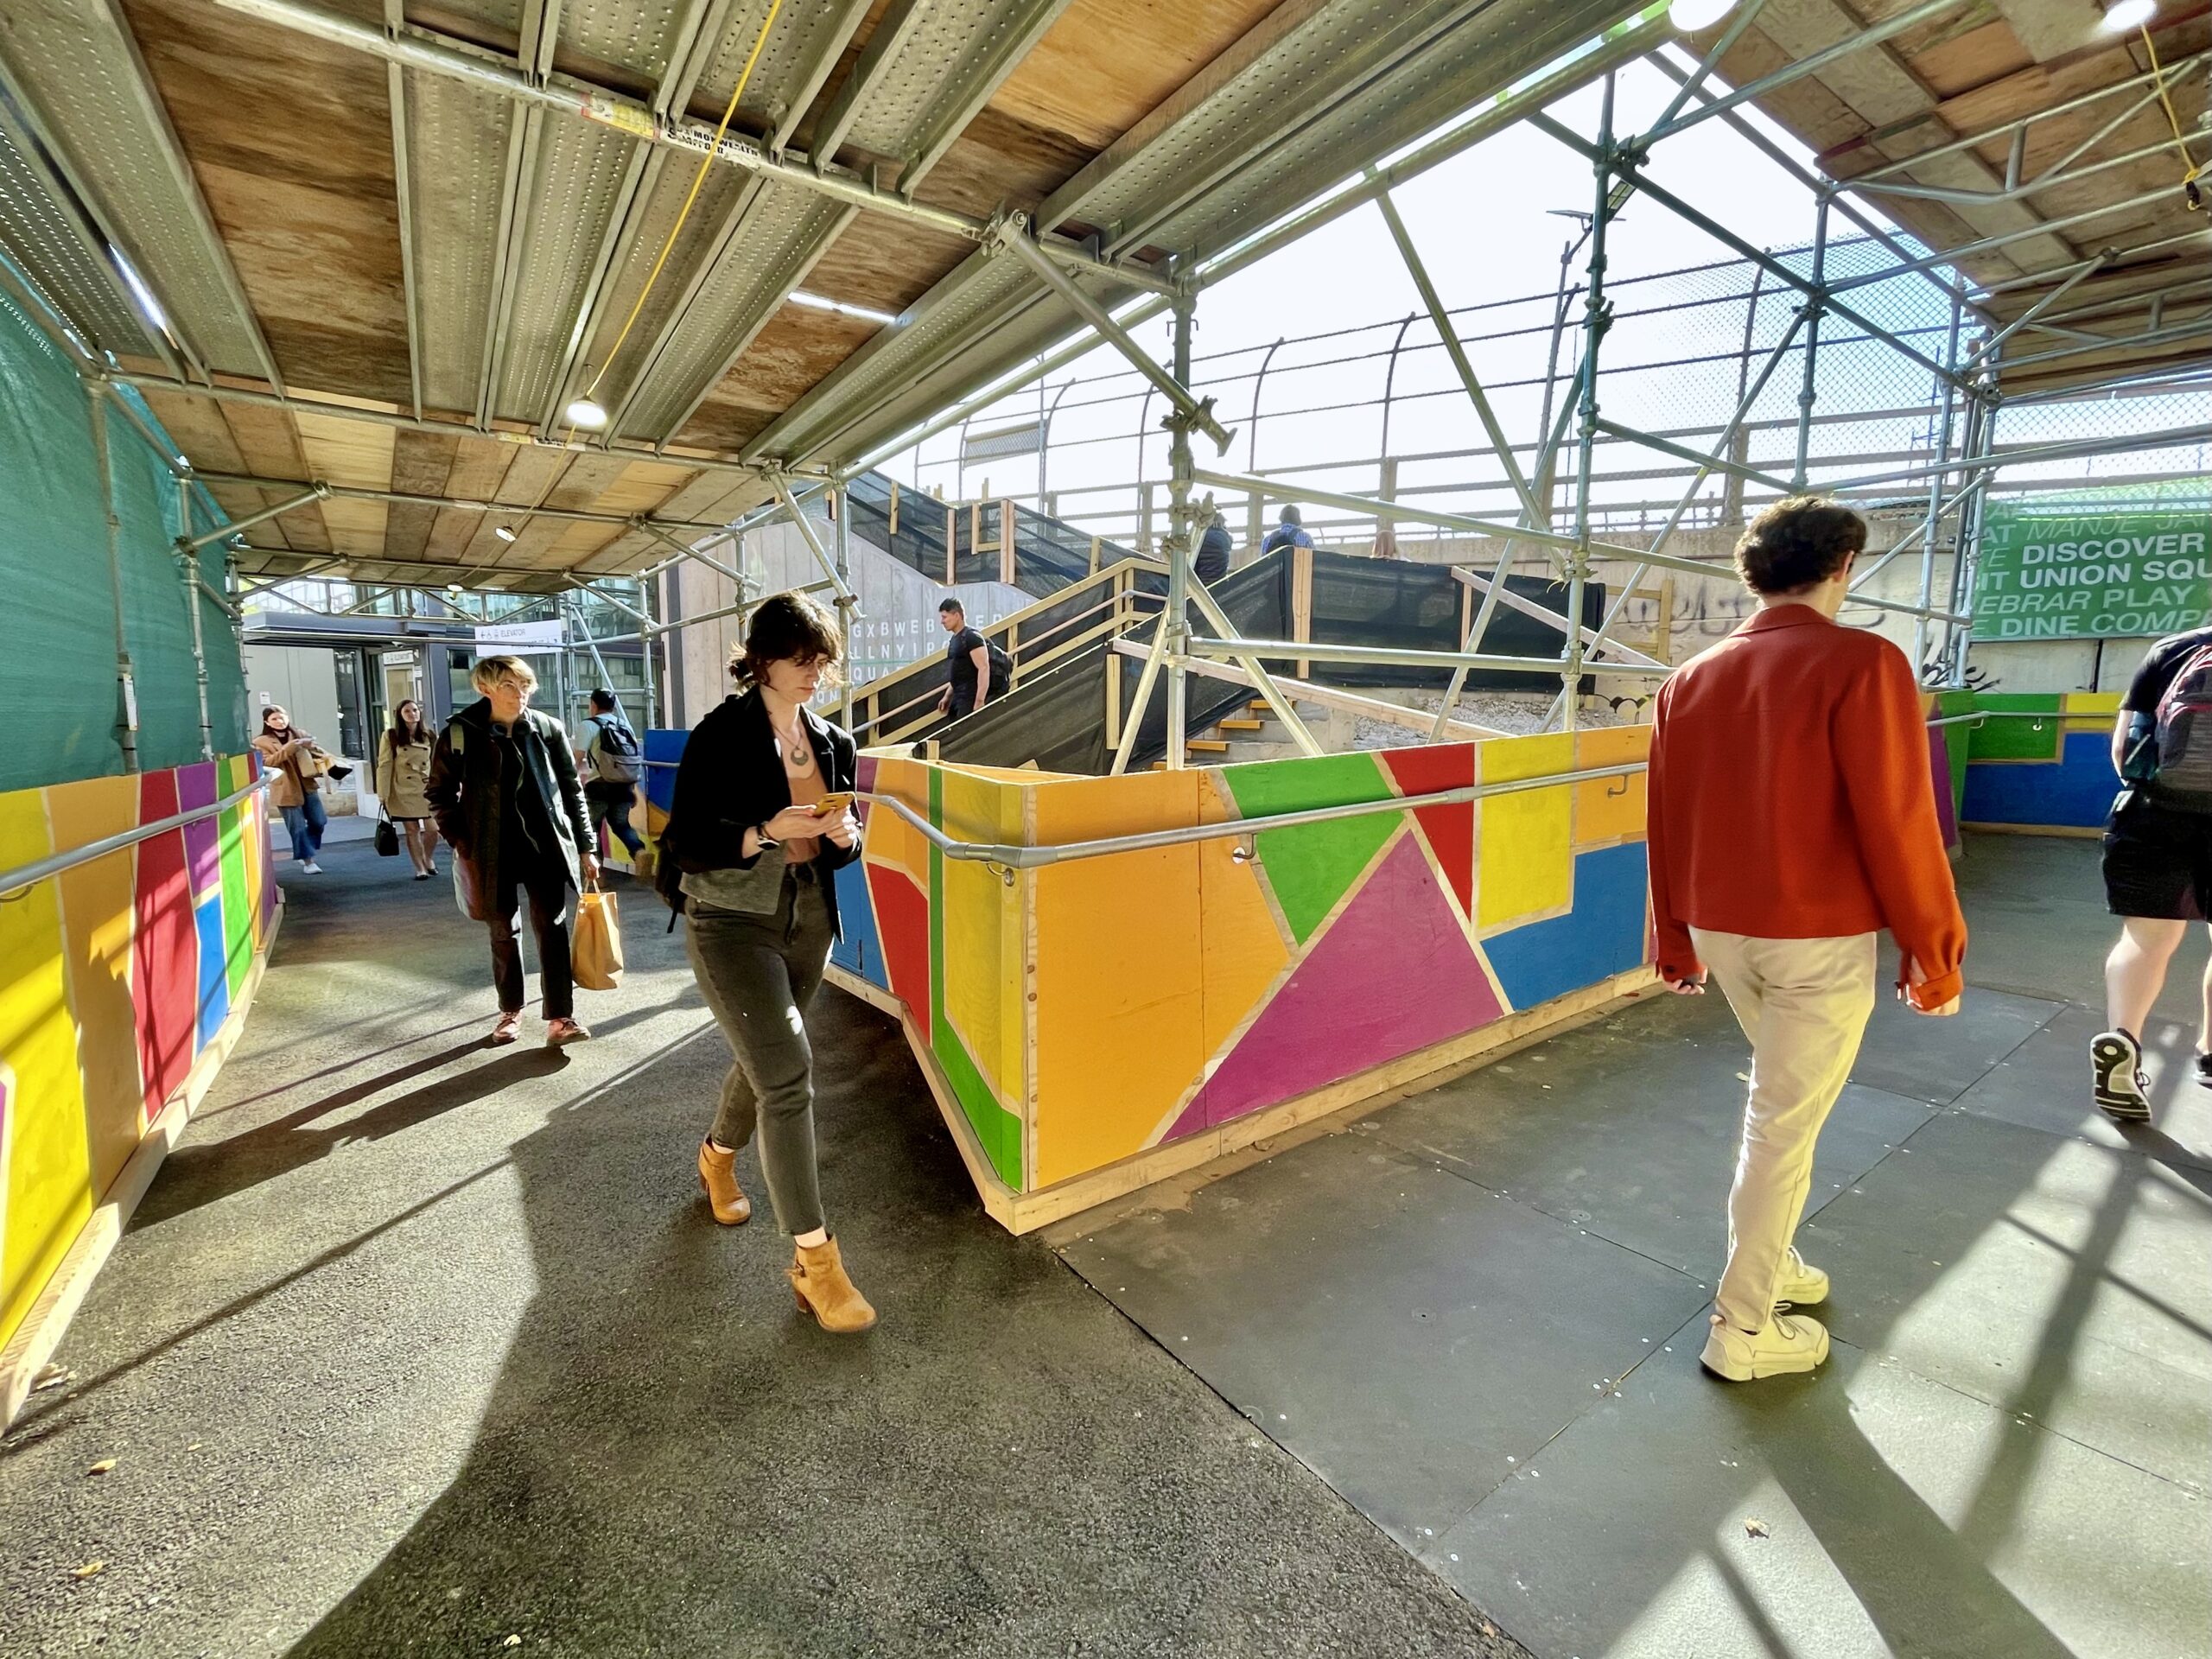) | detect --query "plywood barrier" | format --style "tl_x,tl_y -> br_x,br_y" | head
1958,691 -> 2121,835
1,754 -> 279,1425
818,733 -> 1662,1230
